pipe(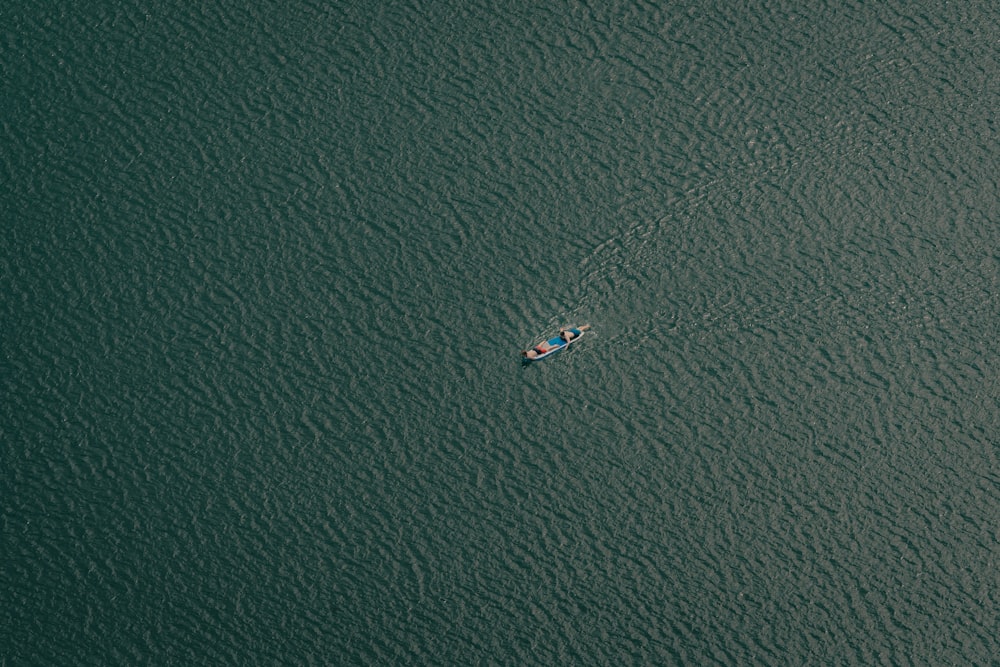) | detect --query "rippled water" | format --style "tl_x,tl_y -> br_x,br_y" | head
3,0 -> 998,664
